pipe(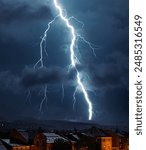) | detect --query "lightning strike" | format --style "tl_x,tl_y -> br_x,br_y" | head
61,83 -> 65,102
68,17 -> 99,57
32,0 -> 95,120
77,34 -> 98,57
25,89 -> 31,105
39,85 -> 48,112
34,15 -> 58,69
54,0 -> 93,120
34,16 -> 58,114
73,87 -> 78,110
68,16 -> 85,29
